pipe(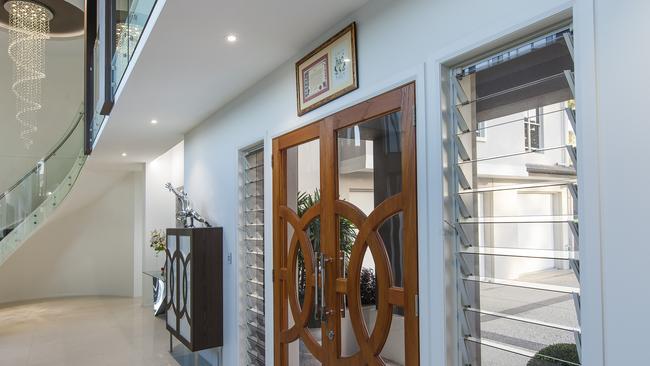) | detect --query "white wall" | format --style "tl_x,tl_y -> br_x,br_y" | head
183,1 -> 573,365
0,169 -> 140,304
142,141 -> 184,302
593,1 -> 650,364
